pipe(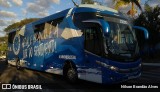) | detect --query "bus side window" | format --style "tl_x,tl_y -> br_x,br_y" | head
45,17 -> 64,39
83,27 -> 102,55
34,23 -> 44,41
8,31 -> 16,44
43,22 -> 55,39
34,32 -> 38,41
34,32 -> 42,41
34,17 -> 64,40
